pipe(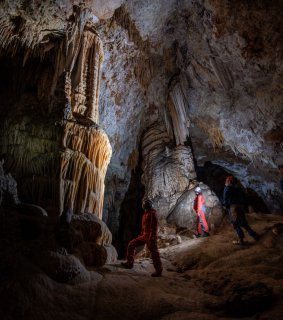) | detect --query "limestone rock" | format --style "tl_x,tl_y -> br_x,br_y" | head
104,244 -> 118,264
224,281 -> 273,317
167,188 -> 198,230
0,160 -> 20,206
35,250 -> 91,284
77,242 -> 107,267
167,184 -> 223,230
55,224 -> 84,253
141,123 -> 196,219
72,212 -> 112,245
18,203 -> 48,217
157,234 -> 182,248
